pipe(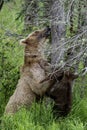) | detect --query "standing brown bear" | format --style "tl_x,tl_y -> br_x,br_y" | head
5,27 -> 54,114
